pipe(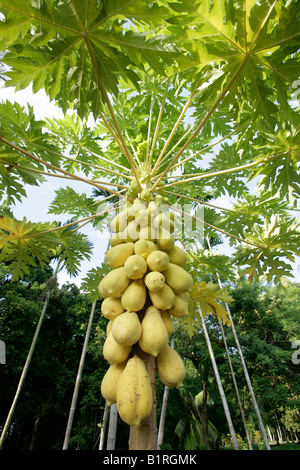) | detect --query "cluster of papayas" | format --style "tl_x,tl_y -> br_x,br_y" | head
99,193 -> 192,426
